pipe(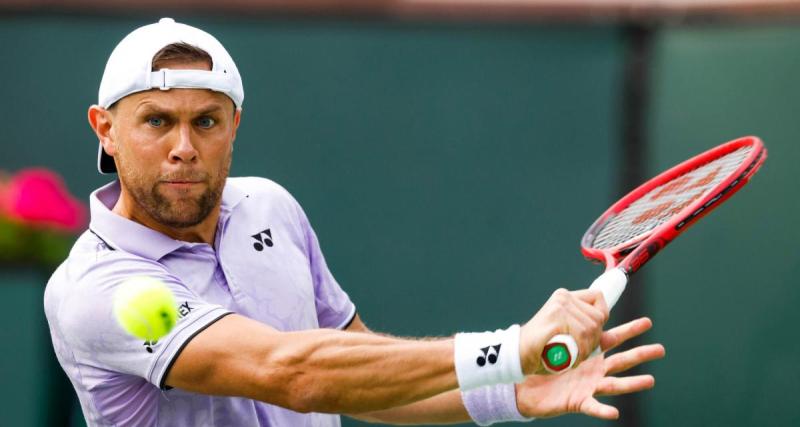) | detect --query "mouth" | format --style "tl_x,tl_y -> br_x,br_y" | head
161,180 -> 204,190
